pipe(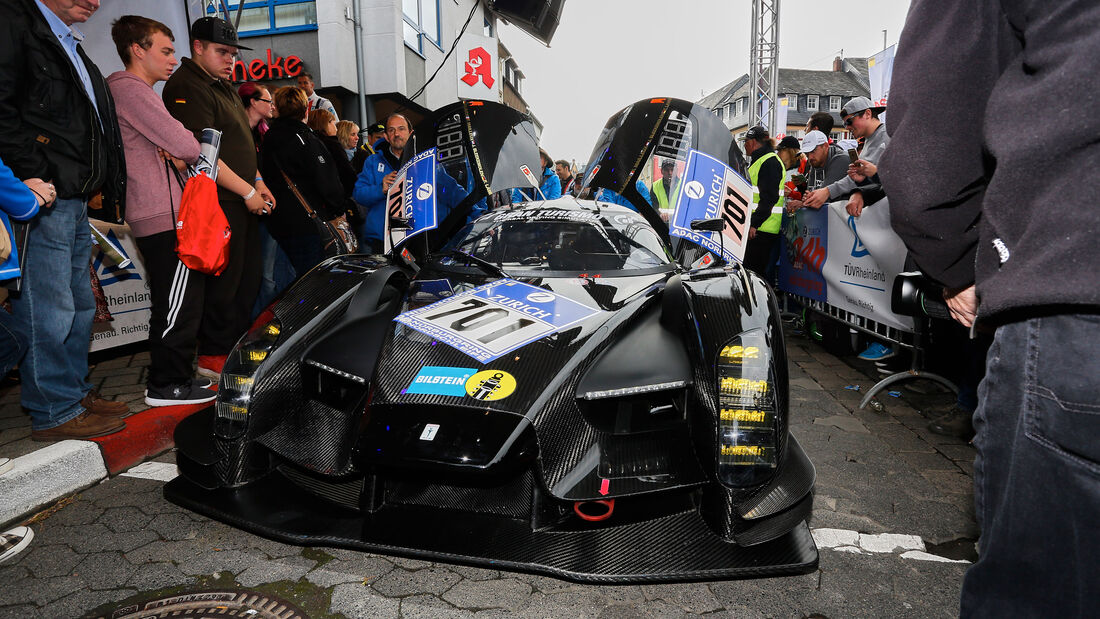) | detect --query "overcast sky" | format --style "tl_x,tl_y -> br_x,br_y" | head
498,0 -> 912,168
